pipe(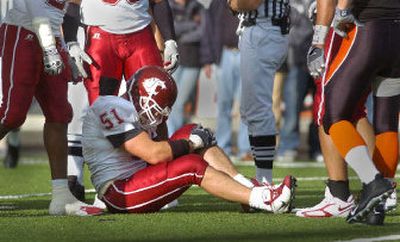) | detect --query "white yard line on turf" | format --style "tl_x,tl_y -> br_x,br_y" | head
336,234 -> 400,242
